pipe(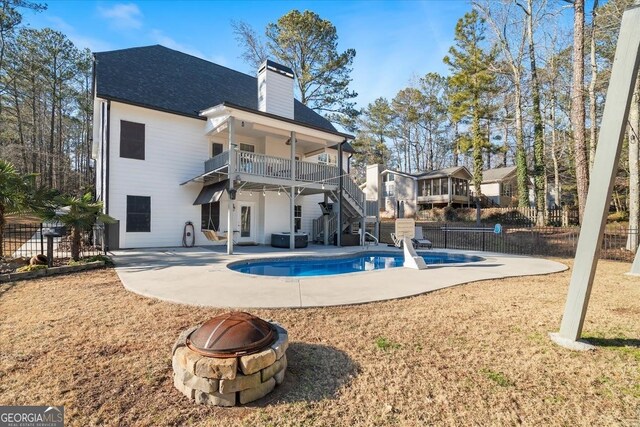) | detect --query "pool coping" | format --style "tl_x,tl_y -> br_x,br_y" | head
112,246 -> 568,308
